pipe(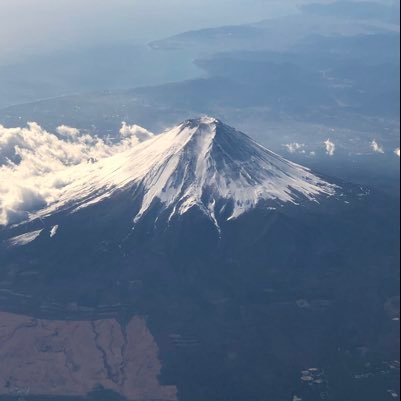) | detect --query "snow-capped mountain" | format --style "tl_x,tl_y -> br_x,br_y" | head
0,120 -> 397,401
21,117 -> 338,230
